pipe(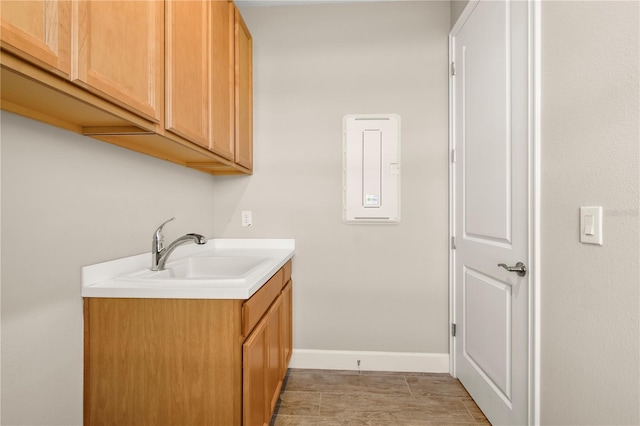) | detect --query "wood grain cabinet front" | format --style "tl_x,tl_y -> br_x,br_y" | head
84,260 -> 293,426
281,280 -> 293,377
72,0 -> 164,123
265,294 -> 284,417
165,0 -> 210,147
210,0 -> 236,161
164,0 -> 252,170
0,0 -> 253,176
0,0 -> 71,78
243,295 -> 283,426
234,5 -> 253,170
243,312 -> 268,426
